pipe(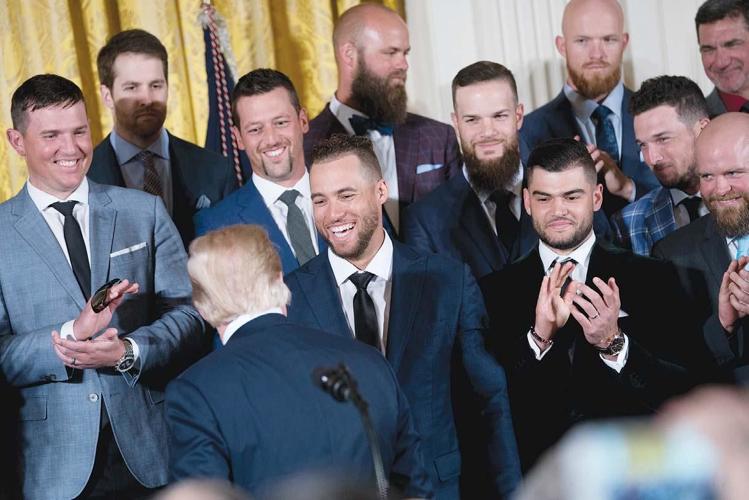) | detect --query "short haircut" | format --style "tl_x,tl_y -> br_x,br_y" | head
695,0 -> 749,33
451,60 -> 518,108
310,134 -> 382,181
629,75 -> 709,125
187,225 -> 291,327
97,29 -> 168,89
526,138 -> 598,185
231,68 -> 301,128
11,74 -> 85,132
